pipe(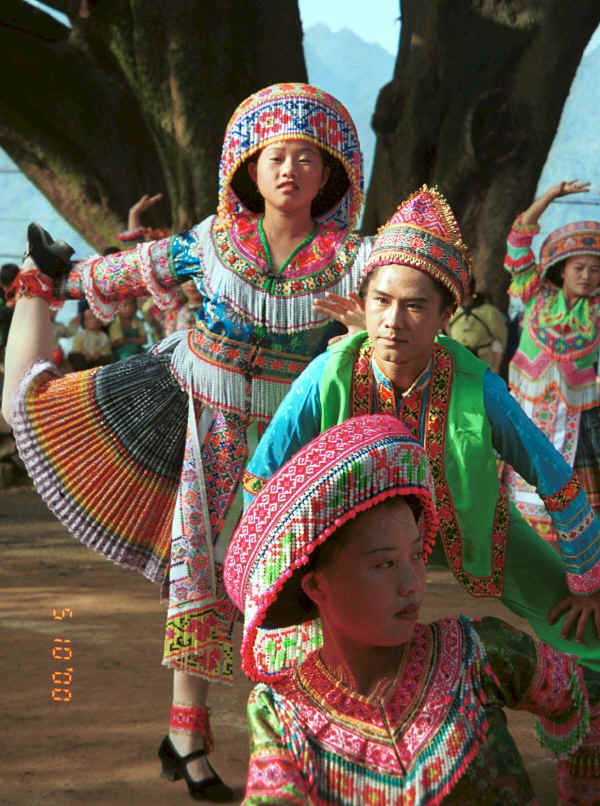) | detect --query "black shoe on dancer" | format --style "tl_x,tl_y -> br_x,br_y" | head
25,222 -> 74,279
158,736 -> 234,802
